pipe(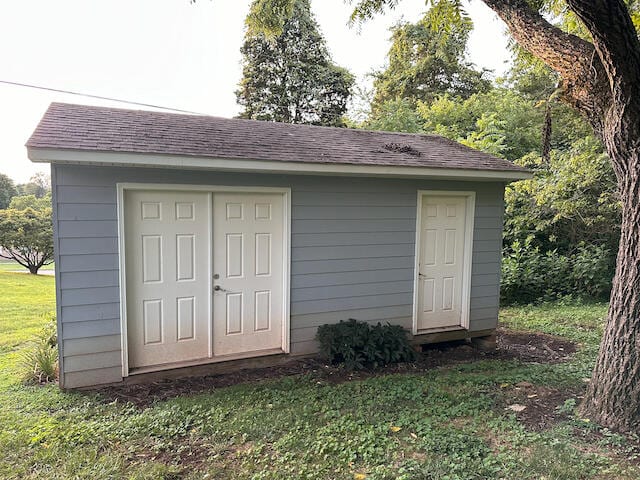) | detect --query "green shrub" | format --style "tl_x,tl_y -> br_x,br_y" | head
316,319 -> 416,370
570,243 -> 614,298
501,239 -> 614,304
19,315 -> 58,384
